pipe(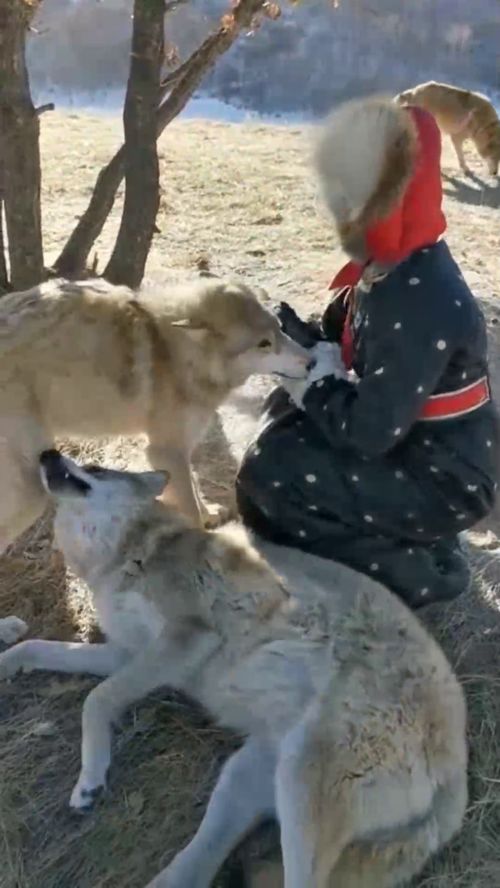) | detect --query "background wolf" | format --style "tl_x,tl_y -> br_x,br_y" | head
396,81 -> 500,175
